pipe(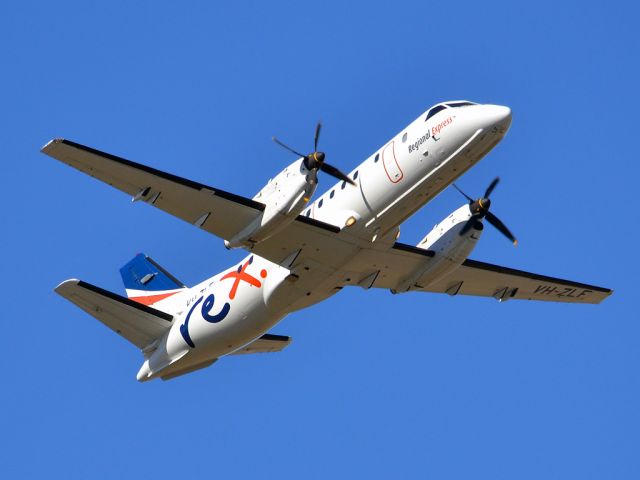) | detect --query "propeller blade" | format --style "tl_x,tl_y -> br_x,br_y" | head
459,214 -> 481,236
452,183 -> 474,203
314,122 -> 322,152
272,136 -> 306,158
484,176 -> 500,199
320,162 -> 356,186
485,211 -> 517,246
